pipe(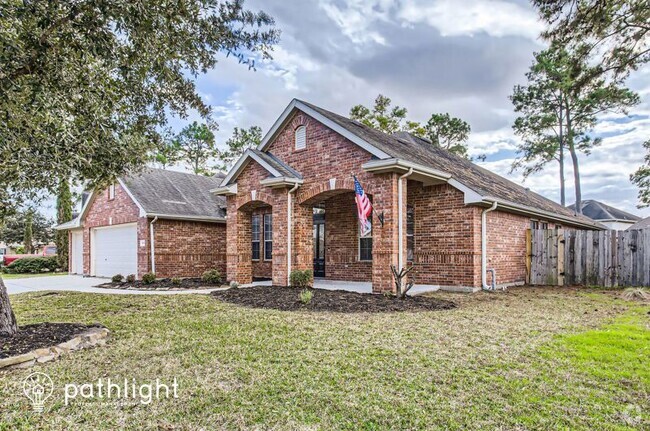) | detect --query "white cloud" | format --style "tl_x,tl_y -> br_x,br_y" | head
318,0 -> 390,46
397,0 -> 543,40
